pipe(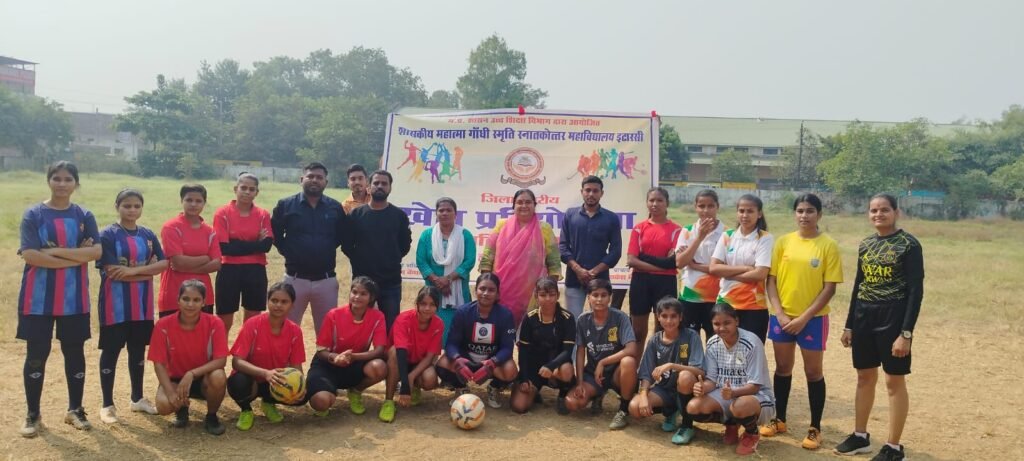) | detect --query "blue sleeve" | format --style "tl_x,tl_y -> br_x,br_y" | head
601,213 -> 623,268
558,212 -> 573,264
270,199 -> 287,256
98,227 -> 118,269
415,230 -> 435,279
445,307 -> 467,359
494,308 -> 516,364
82,210 -> 100,243
19,207 -> 41,253
149,228 -> 166,261
687,331 -> 705,369
456,229 -> 476,280
637,336 -> 659,384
